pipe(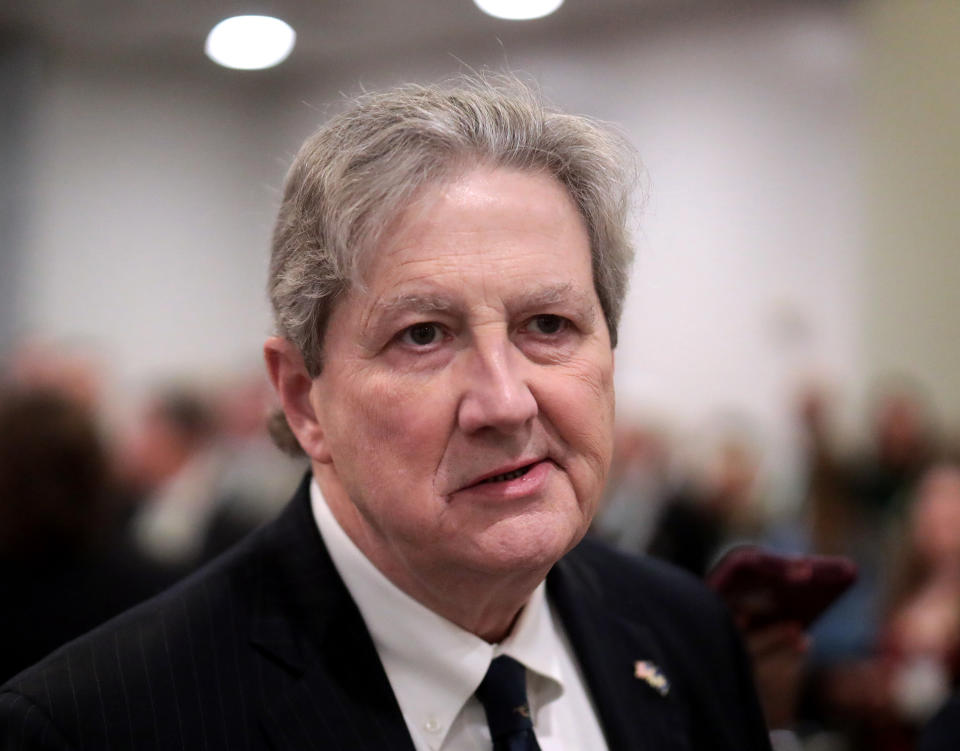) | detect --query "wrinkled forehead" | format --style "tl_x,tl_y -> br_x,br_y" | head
351,165 -> 591,286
